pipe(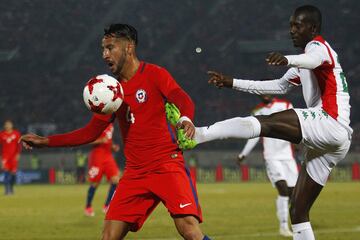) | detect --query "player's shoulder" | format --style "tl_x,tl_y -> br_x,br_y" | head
305,35 -> 329,52
142,62 -> 174,83
142,62 -> 168,74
